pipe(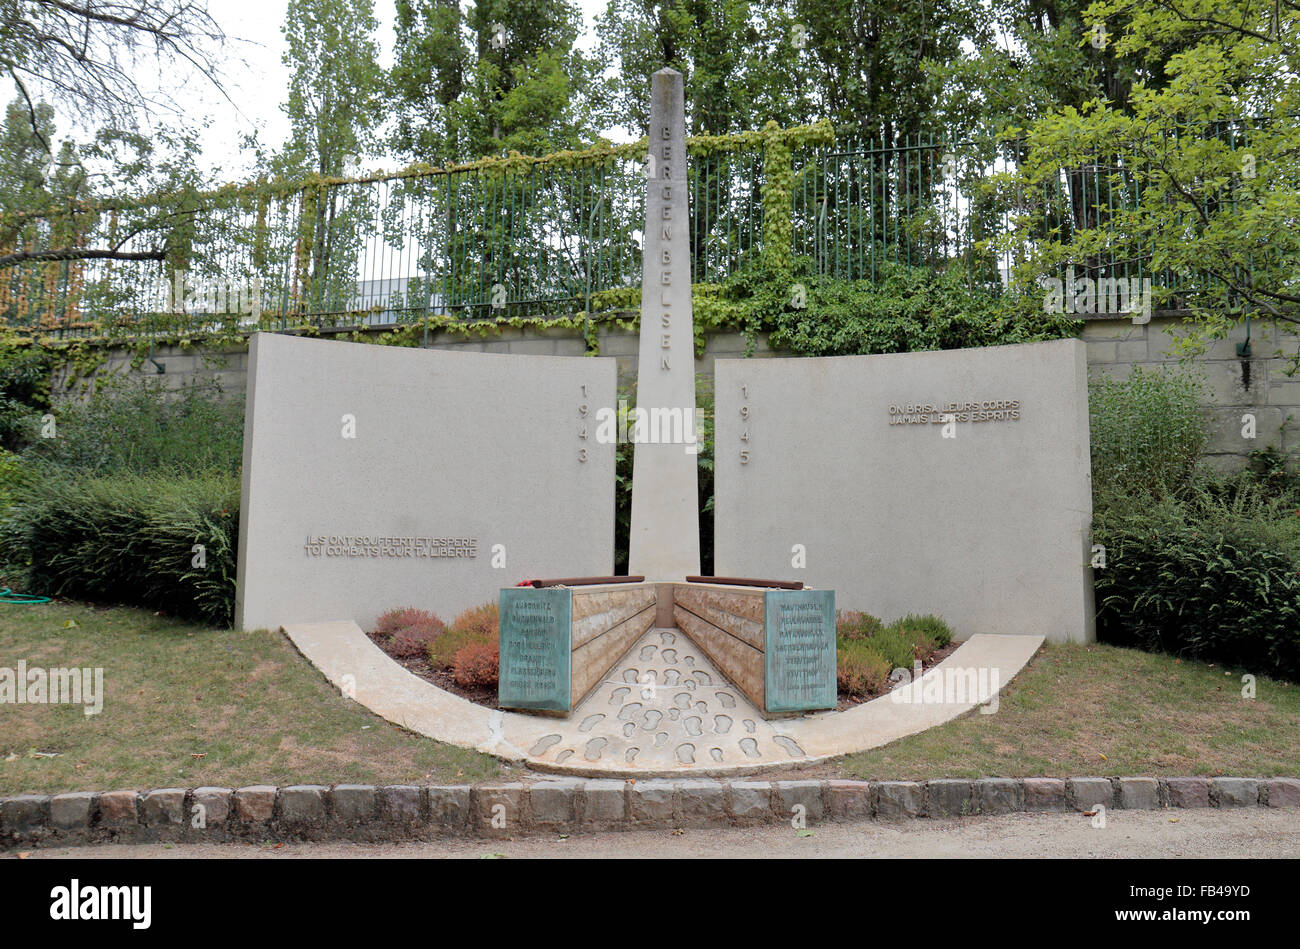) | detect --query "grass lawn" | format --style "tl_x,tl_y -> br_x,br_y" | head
0,599 -> 502,795
836,642 -> 1300,779
3,601 -> 1297,794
